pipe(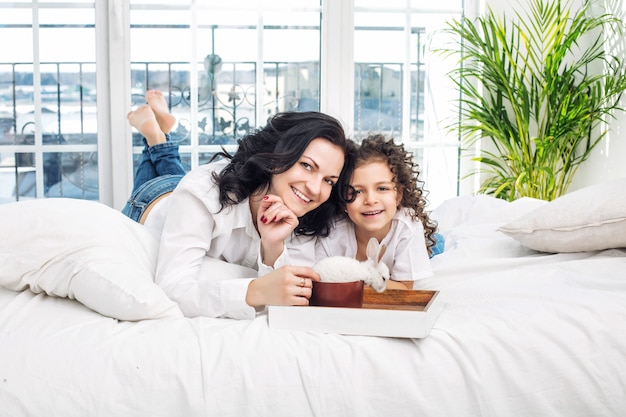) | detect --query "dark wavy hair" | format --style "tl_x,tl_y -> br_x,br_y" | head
340,134 -> 438,255
210,111 -> 355,237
